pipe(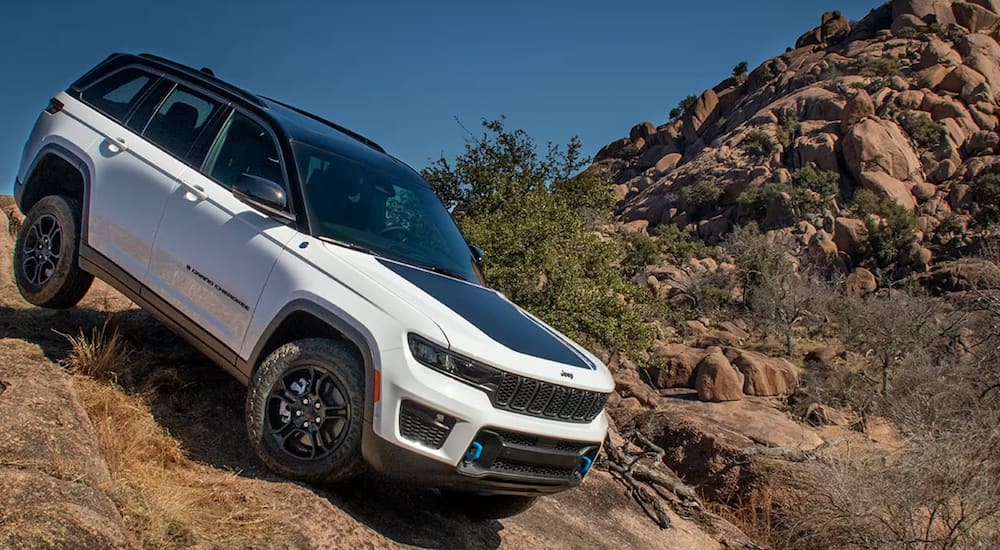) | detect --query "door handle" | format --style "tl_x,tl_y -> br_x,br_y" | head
181,180 -> 208,201
105,137 -> 128,153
